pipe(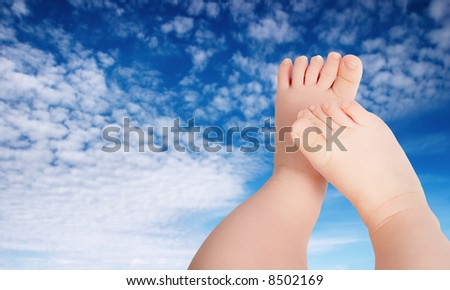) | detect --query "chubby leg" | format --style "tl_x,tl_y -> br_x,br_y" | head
370,204 -> 449,269
292,101 -> 450,269
188,167 -> 326,269
189,54 -> 363,269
